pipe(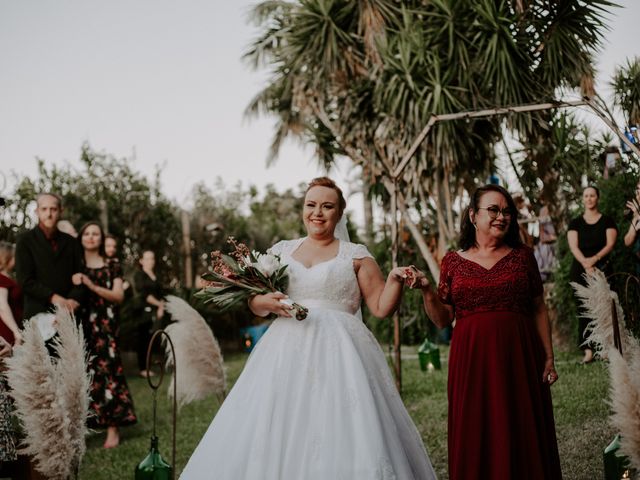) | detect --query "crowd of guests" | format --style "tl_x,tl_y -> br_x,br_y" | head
0,192 -> 168,477
0,182 -> 638,477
